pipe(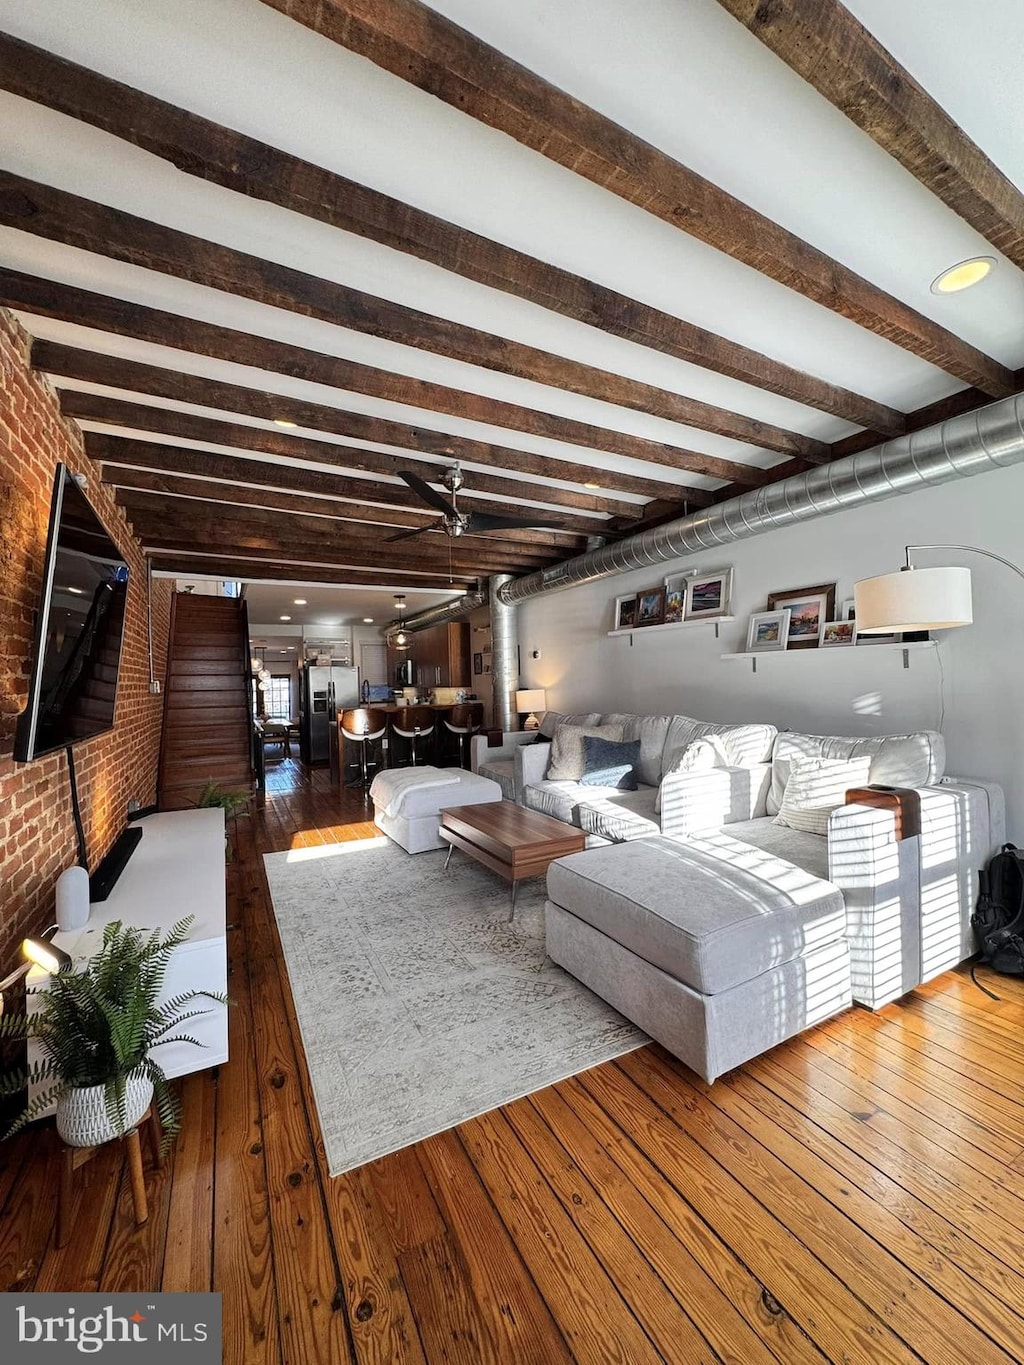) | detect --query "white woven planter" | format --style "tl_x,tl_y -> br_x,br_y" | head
55,1073 -> 154,1148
